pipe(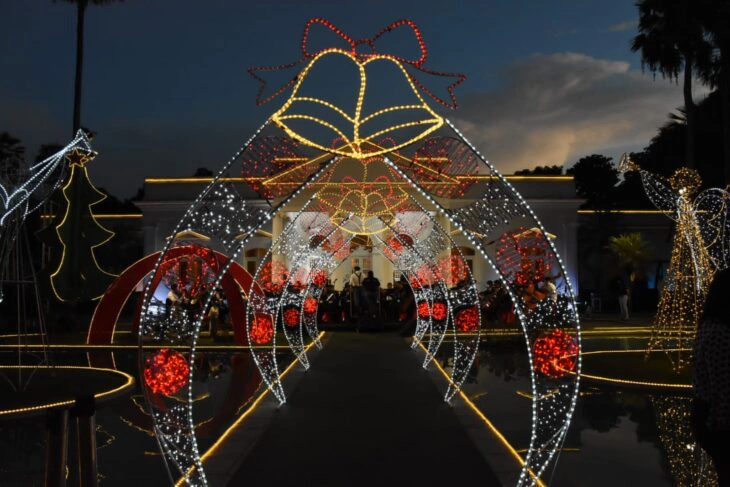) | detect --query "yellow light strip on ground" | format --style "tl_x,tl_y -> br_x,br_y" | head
577,209 -> 669,214
174,332 -> 326,486
41,214 -> 143,219
0,365 -> 134,417
567,348 -> 693,389
415,340 -> 546,487
0,344 -> 297,350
